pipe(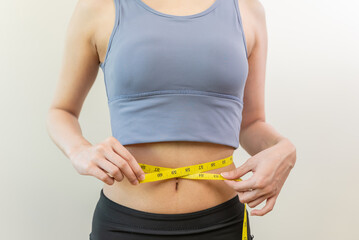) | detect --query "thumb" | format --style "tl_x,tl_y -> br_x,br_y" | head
220,161 -> 251,179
